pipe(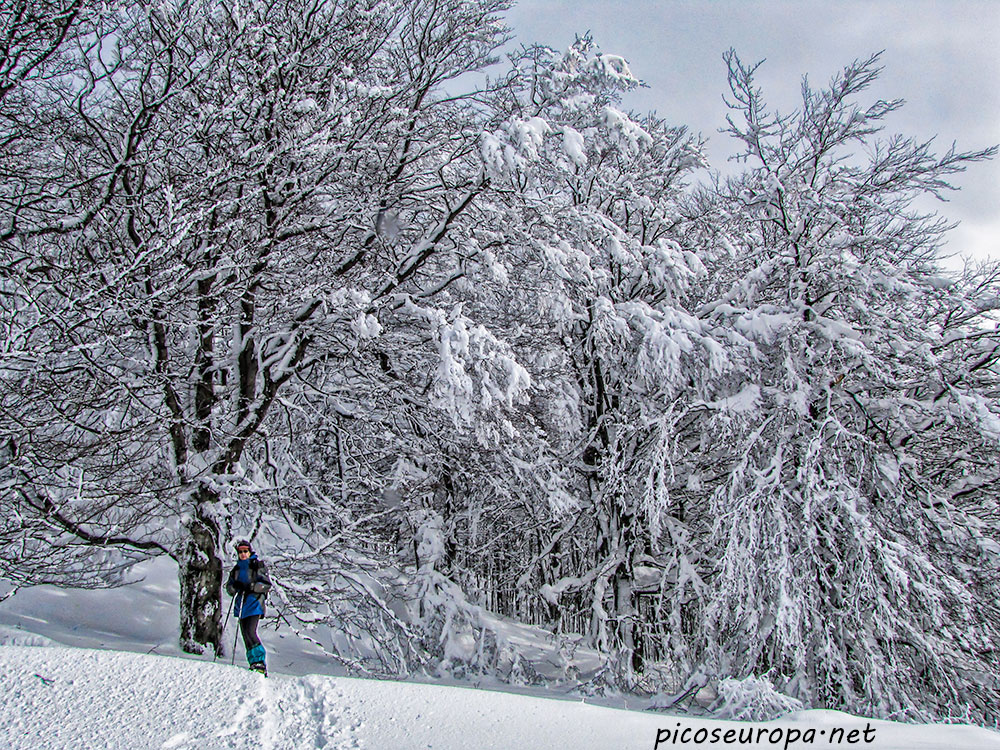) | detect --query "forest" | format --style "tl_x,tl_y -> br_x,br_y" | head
1,0 -> 998,725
